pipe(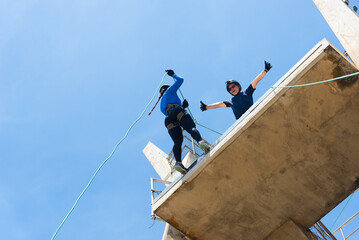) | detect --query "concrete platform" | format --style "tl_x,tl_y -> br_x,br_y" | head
152,39 -> 359,240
